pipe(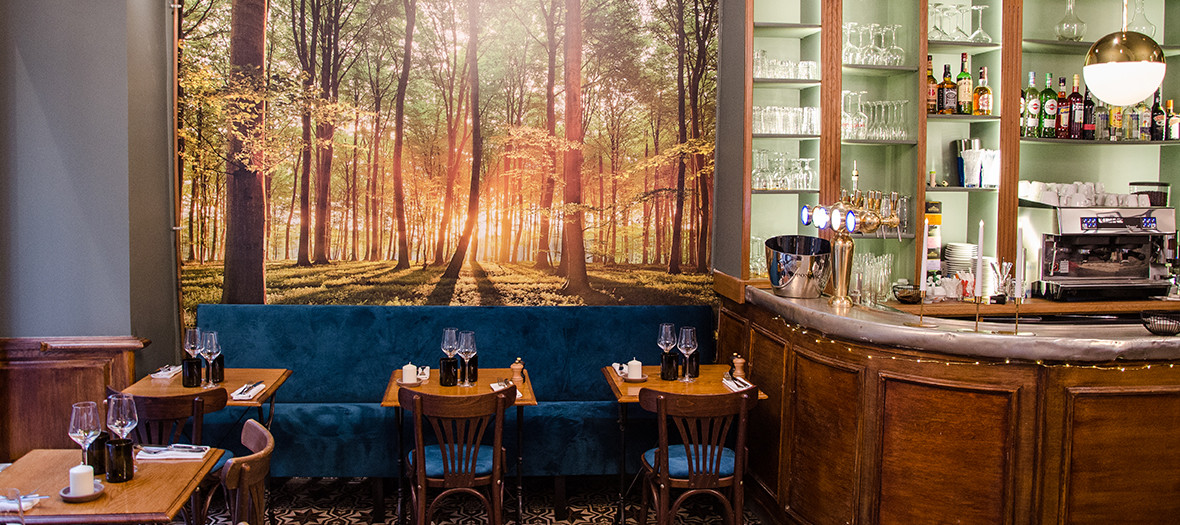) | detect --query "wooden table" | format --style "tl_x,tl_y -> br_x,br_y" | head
601,364 -> 767,525
0,448 -> 223,524
381,368 -> 537,525
124,368 -> 292,427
